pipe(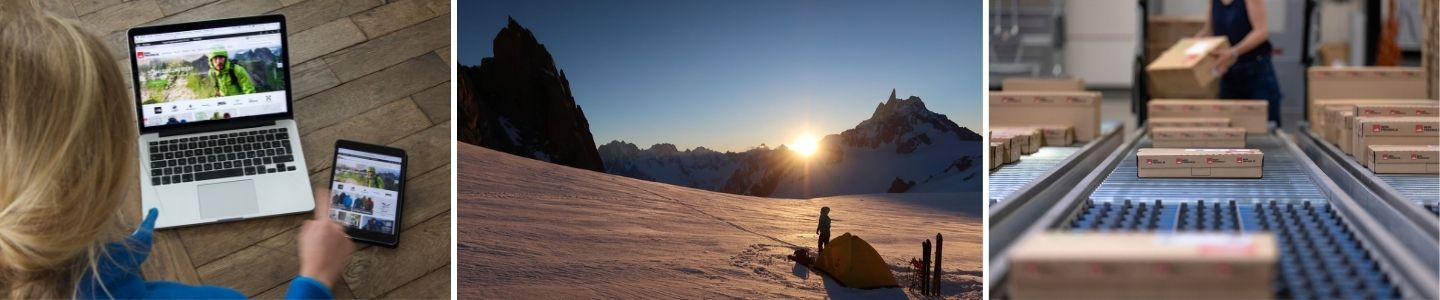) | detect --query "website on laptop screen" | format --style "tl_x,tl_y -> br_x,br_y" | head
134,22 -> 288,128
328,149 -> 402,235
